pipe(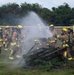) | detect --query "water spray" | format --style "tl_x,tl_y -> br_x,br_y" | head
10,11 -> 53,68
